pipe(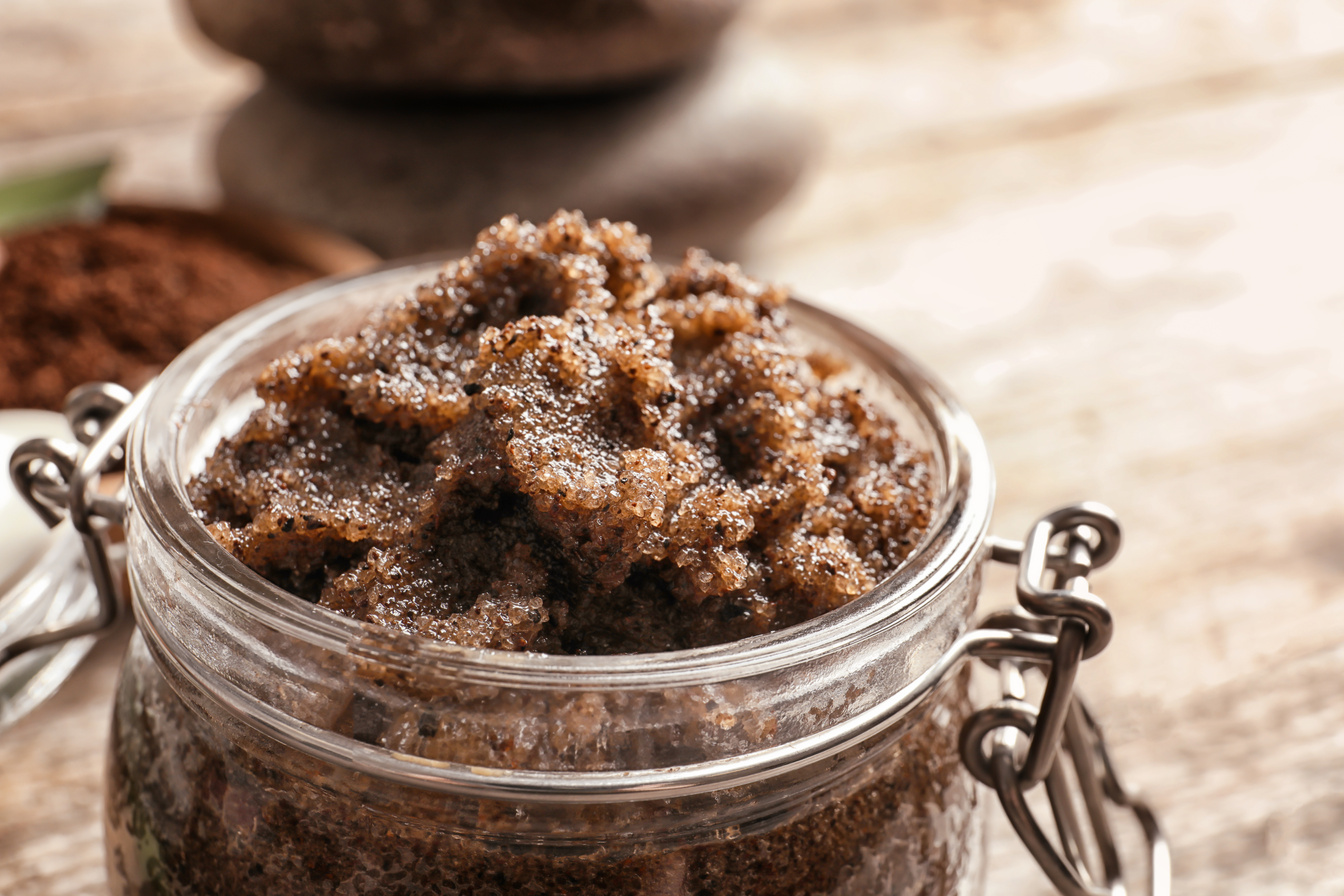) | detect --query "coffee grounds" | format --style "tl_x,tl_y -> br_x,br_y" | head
0,206 -> 319,411
189,212 -> 936,655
